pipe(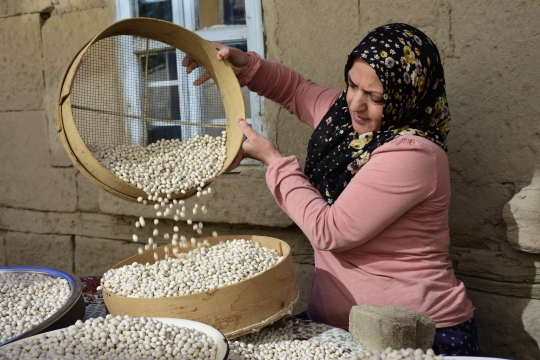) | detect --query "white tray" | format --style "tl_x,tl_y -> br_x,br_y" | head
445,357 -> 510,360
1,317 -> 230,359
